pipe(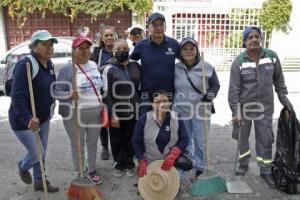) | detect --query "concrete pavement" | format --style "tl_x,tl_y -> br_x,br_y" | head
1,118 -> 300,199
1,71 -> 300,199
